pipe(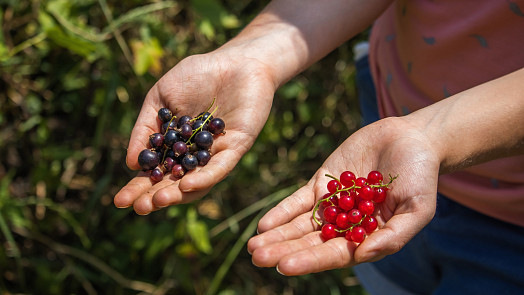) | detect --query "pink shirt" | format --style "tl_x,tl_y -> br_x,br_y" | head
369,0 -> 524,226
